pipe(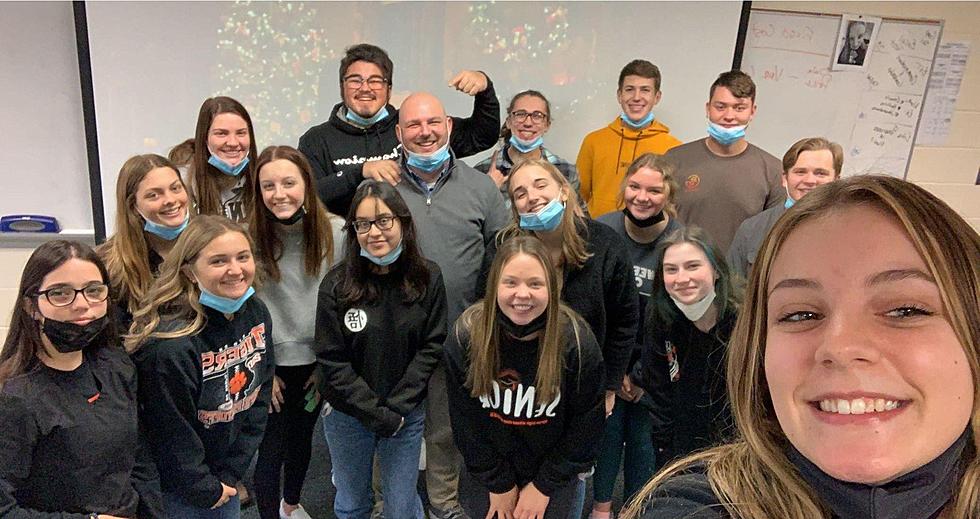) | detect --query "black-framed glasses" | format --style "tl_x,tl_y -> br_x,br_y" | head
343,75 -> 389,90
351,216 -> 396,234
509,110 -> 548,123
34,283 -> 109,307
